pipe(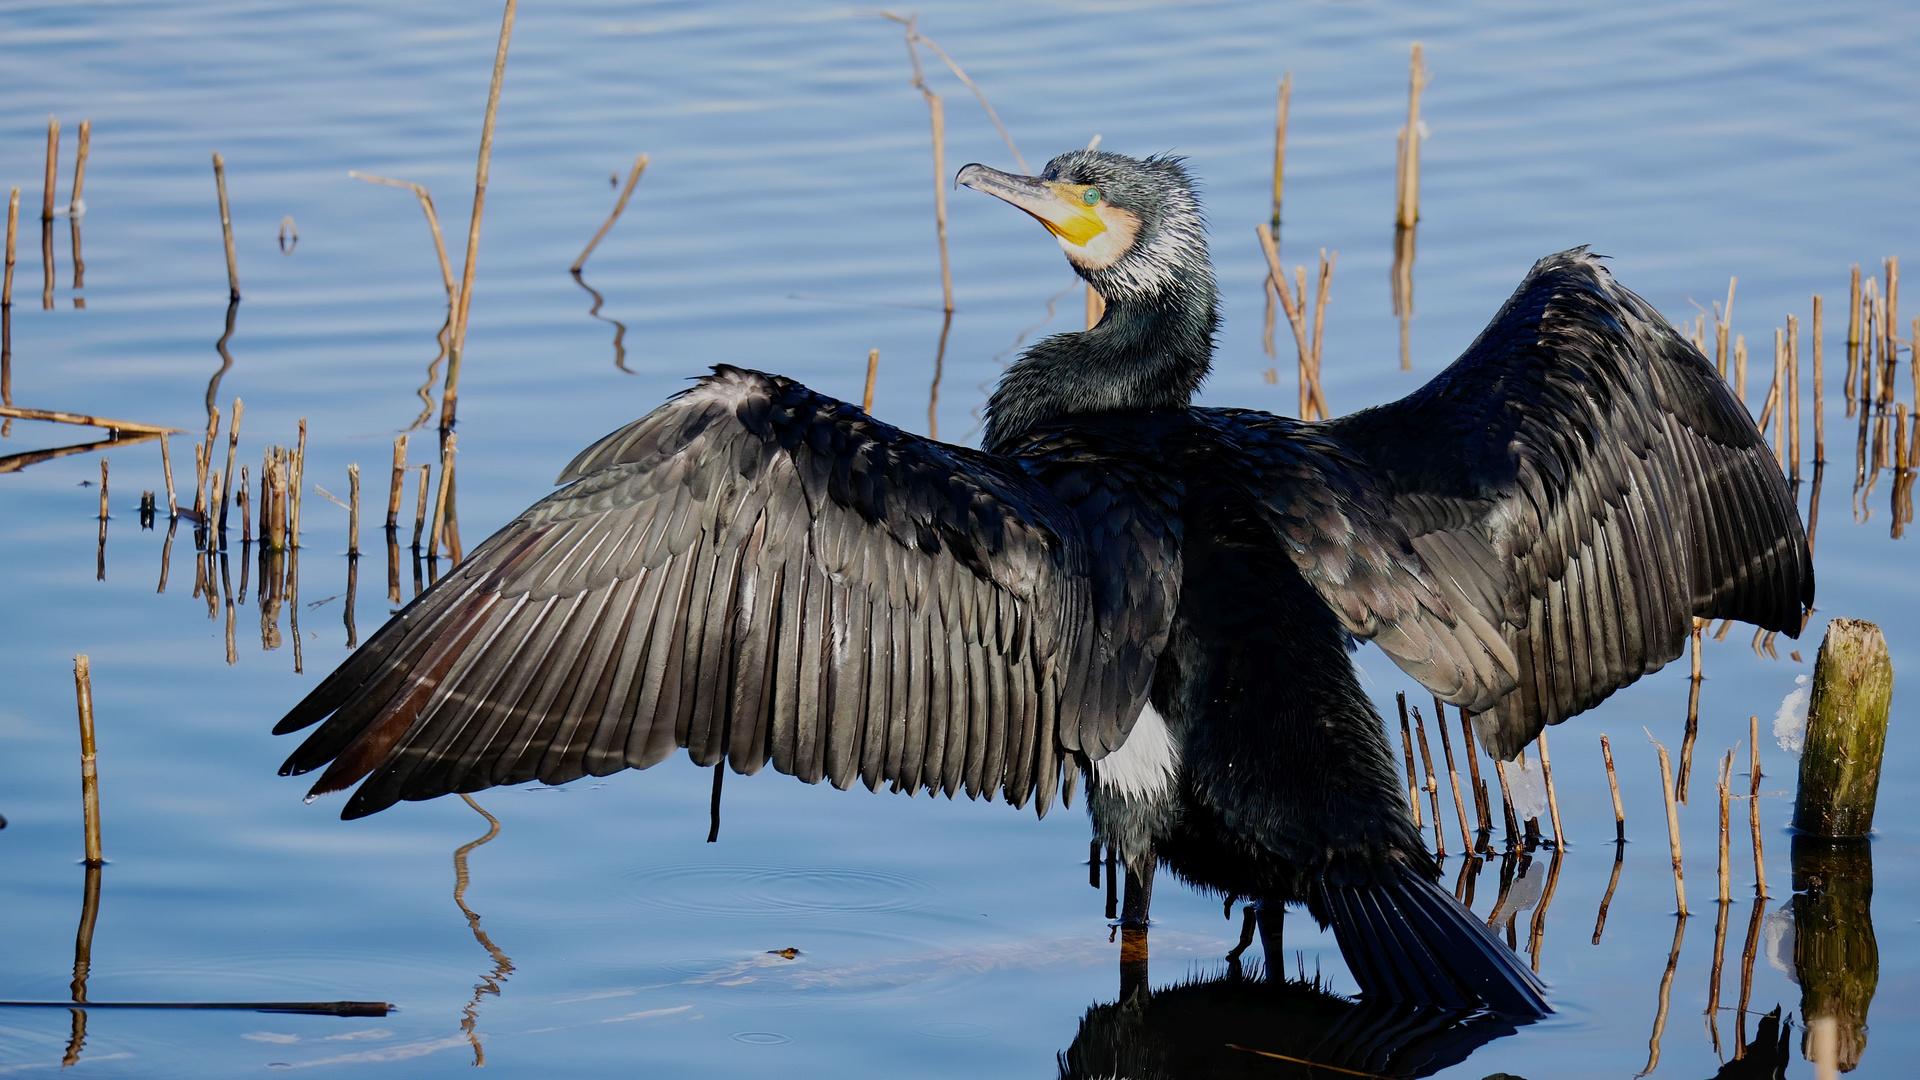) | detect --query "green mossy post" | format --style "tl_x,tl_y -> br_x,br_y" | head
1792,836 -> 1877,1071
1794,619 -> 1893,838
